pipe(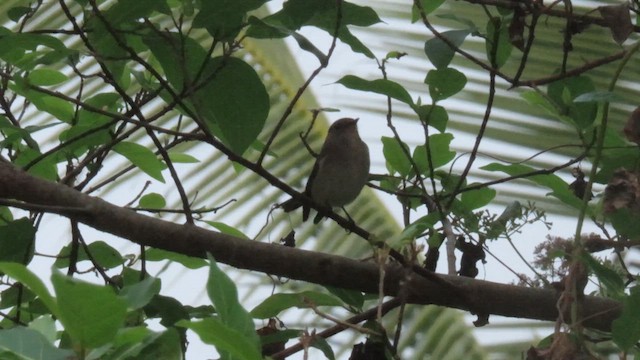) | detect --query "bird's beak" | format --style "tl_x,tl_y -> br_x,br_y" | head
354,118 -> 359,123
